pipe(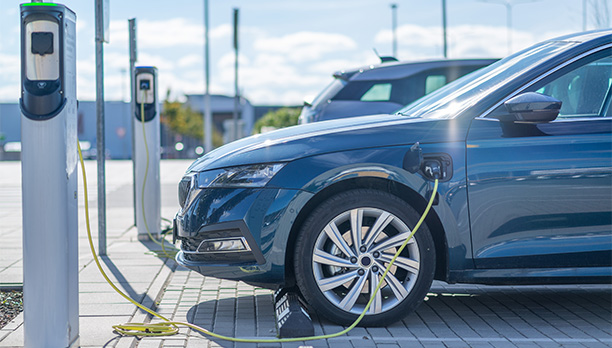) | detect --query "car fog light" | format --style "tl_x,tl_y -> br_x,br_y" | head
197,237 -> 251,253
